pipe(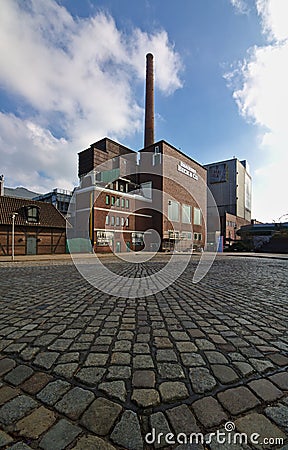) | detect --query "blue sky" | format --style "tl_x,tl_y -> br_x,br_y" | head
0,0 -> 287,222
